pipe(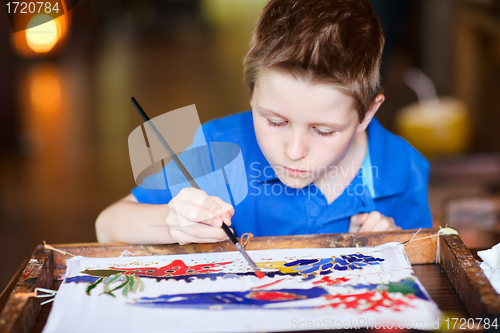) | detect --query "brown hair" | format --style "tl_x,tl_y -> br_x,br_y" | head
243,0 -> 385,121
